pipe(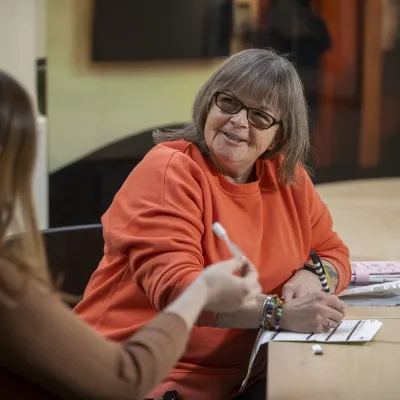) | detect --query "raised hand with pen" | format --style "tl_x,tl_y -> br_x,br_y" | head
197,258 -> 262,313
